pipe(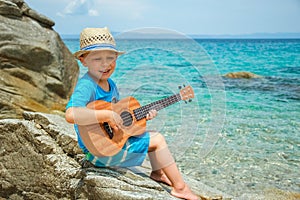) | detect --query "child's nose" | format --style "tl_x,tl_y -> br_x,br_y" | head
102,59 -> 112,67
98,61 -> 109,69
